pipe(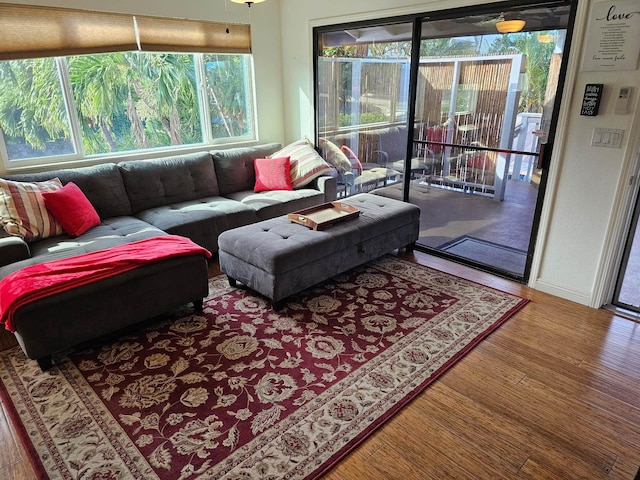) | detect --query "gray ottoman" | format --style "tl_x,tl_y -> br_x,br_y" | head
217,193 -> 420,308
